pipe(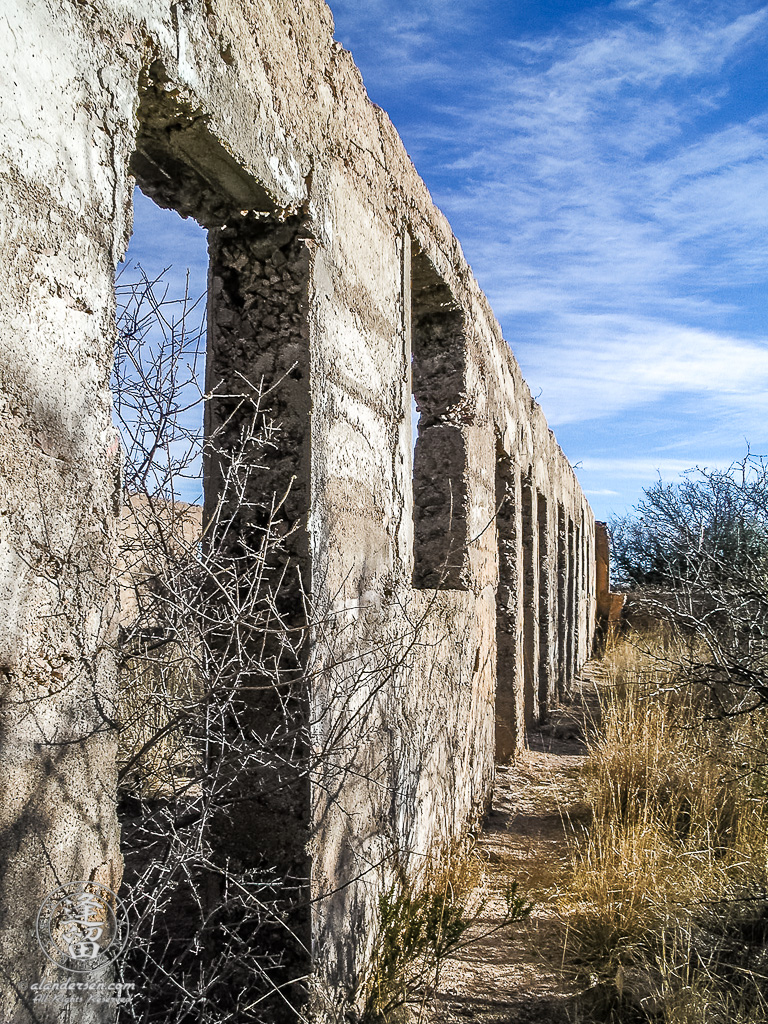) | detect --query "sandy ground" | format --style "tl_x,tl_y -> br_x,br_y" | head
414,668 -> 606,1024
